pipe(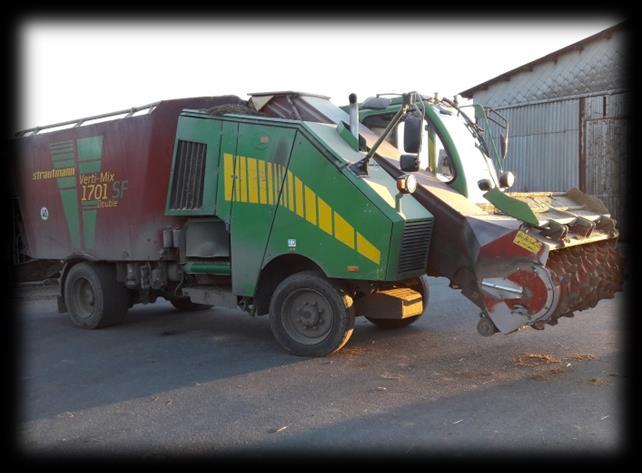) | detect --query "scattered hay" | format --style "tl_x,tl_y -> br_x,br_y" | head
570,353 -> 595,361
513,353 -> 561,366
